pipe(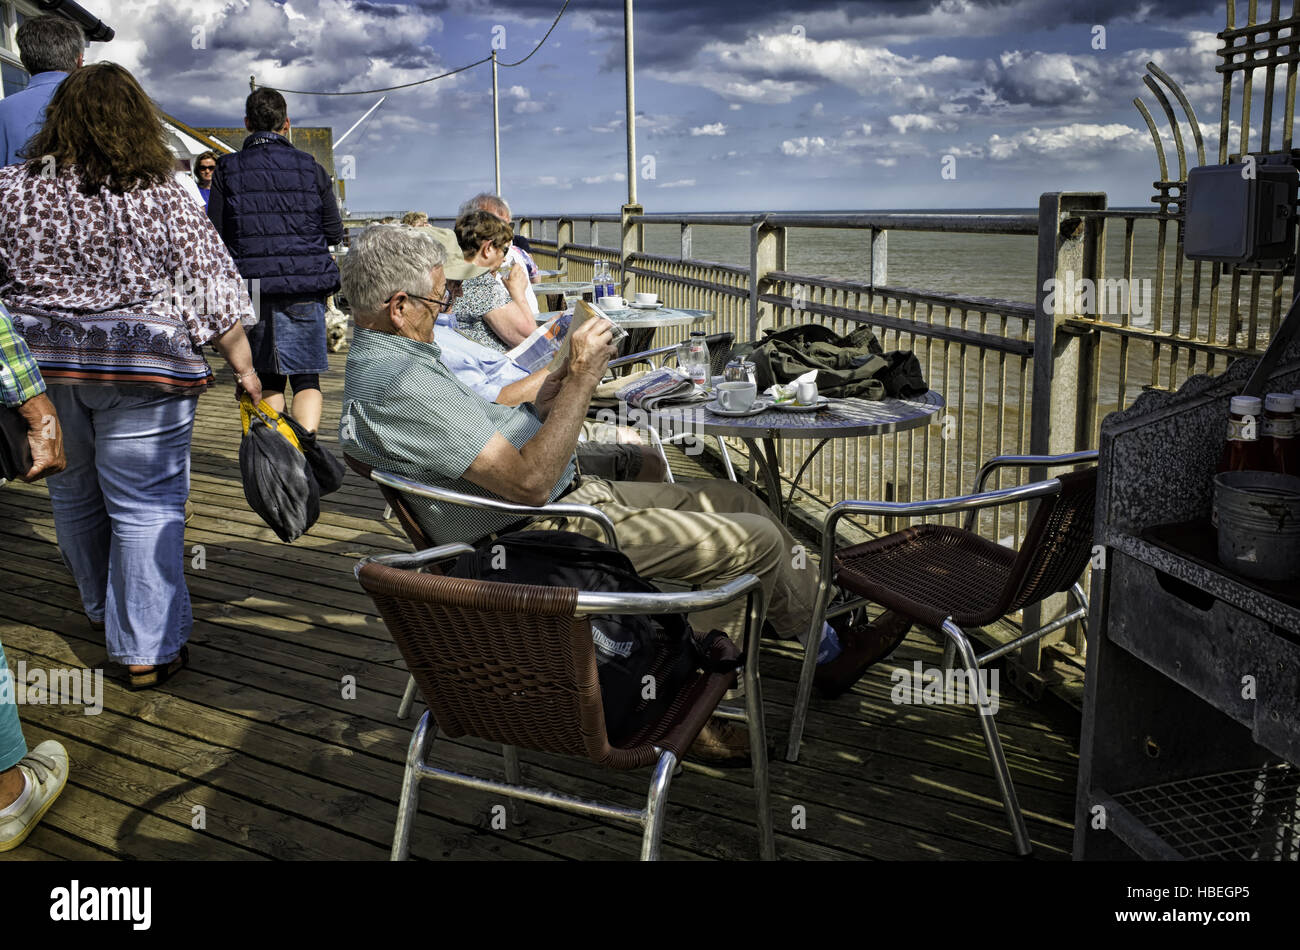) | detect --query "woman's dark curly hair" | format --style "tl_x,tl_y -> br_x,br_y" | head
454,210 -> 513,258
21,62 -> 176,195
